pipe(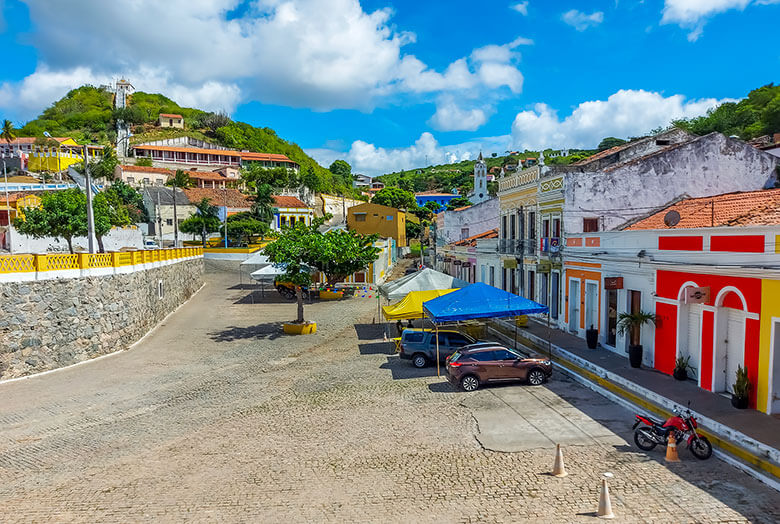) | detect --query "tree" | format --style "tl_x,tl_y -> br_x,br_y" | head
14,188 -> 87,253
597,137 -> 627,151
252,183 -> 276,225
223,215 -> 270,245
423,201 -> 442,214
308,229 -> 380,287
329,160 -> 352,185
264,220 -> 319,324
105,180 -> 149,222
92,190 -> 131,253
371,187 -> 416,210
88,145 -> 119,180
135,157 -> 153,167
165,169 -> 193,247
180,198 -> 221,247
1,119 -> 16,148
446,196 -> 473,211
